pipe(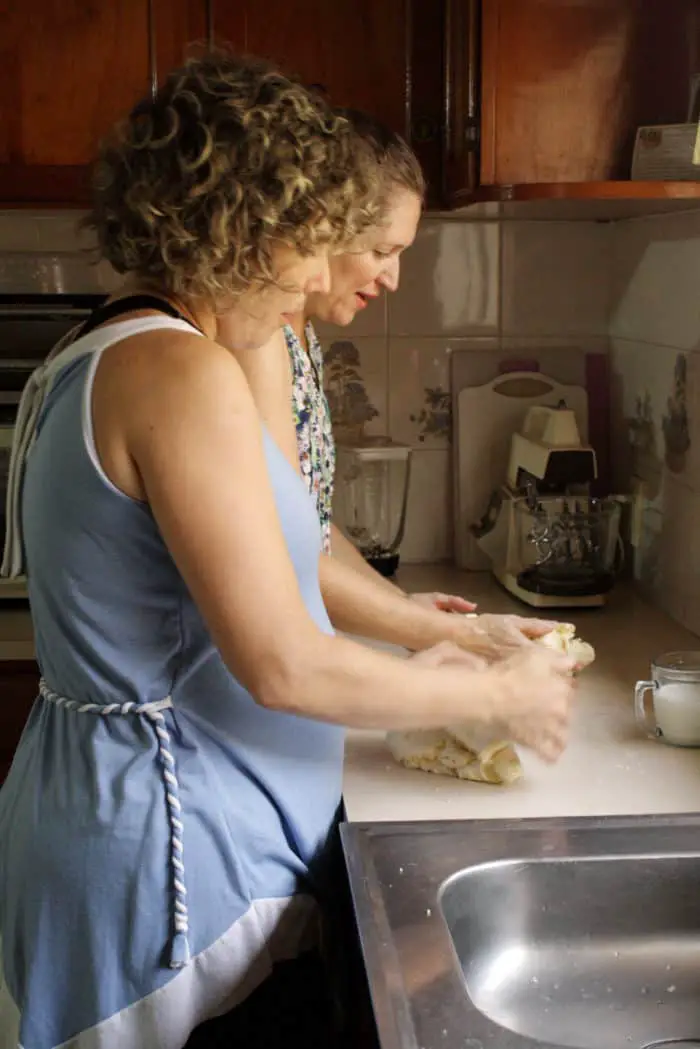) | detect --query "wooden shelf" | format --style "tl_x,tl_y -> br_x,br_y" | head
445,180 -> 700,220
493,181 -> 700,202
